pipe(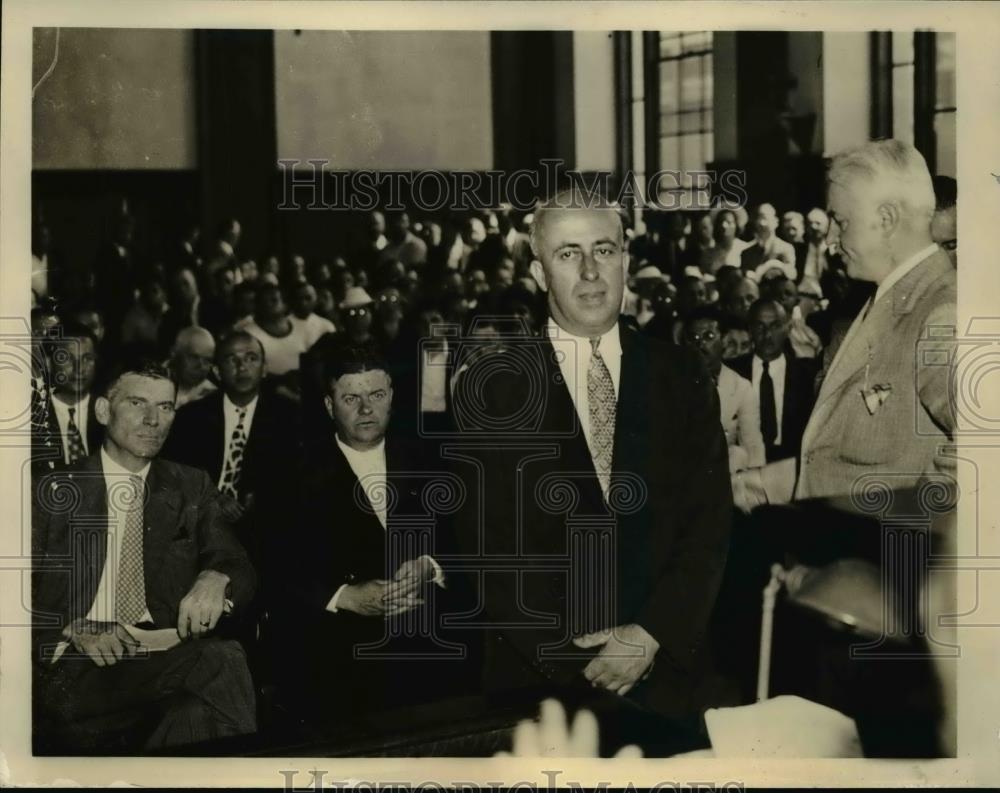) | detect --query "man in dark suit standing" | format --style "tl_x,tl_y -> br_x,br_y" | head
32,360 -> 257,752
161,330 -> 299,566
729,298 -> 818,464
31,322 -> 104,475
270,342 -> 457,722
452,190 -> 732,719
